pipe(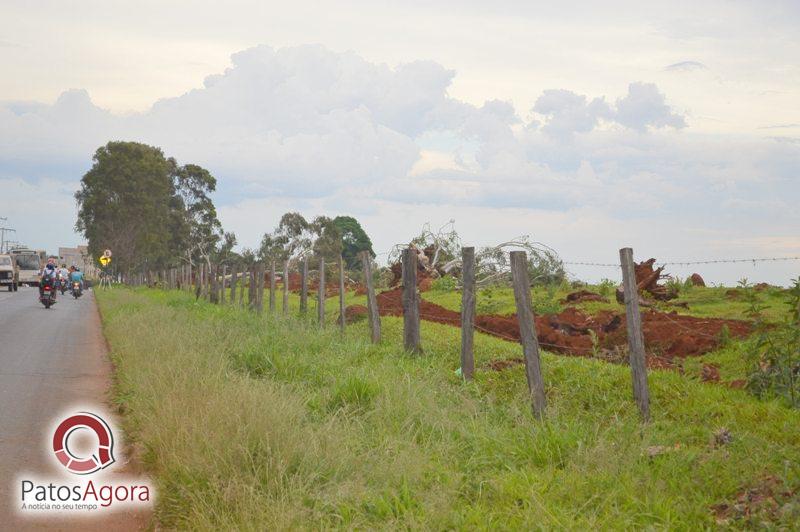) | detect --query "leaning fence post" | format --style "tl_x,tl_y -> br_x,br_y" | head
338,255 -> 346,332
300,256 -> 309,313
619,247 -> 651,421
461,246 -> 476,380
282,260 -> 289,314
361,251 -> 381,343
401,248 -> 421,353
317,256 -> 326,325
510,250 -> 547,419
